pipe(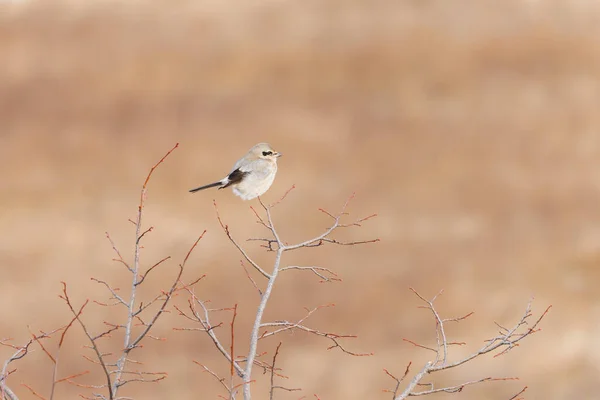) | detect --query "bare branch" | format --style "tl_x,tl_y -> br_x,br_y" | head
136,256 -> 171,286
91,278 -> 127,307
140,143 -> 179,196
259,304 -> 372,357
193,362 -> 236,399
111,143 -> 179,398
269,343 -> 301,400
60,282 -> 113,399
1,326 -> 64,400
383,362 -> 411,398
259,304 -> 334,339
390,289 -> 551,400
410,377 -> 519,396
182,190 -> 377,400
21,383 -> 46,400
242,247 -> 283,399
105,233 -> 132,273
281,193 -> 379,251
177,288 -> 245,378
268,185 -> 296,208
508,386 -> 528,400
240,261 -> 262,295
240,192 -> 377,399
214,200 -> 271,279
229,304 -> 238,386
279,266 -> 341,283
